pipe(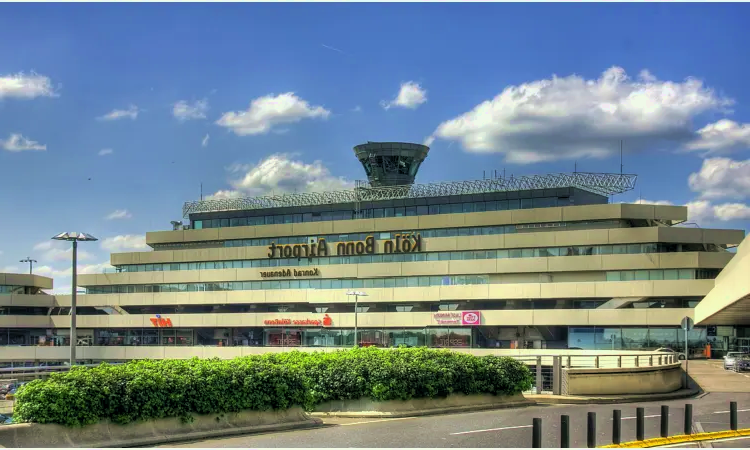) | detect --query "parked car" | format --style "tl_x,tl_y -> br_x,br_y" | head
723,352 -> 750,371
655,347 -> 686,360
